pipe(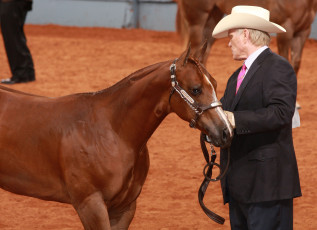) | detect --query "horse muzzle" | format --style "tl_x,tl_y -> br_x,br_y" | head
204,122 -> 233,148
